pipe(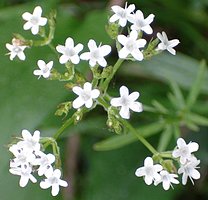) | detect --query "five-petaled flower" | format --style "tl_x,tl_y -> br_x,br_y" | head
40,168 -> 68,196
33,60 -> 53,79
117,30 -> 146,61
22,6 -> 47,35
109,3 -> 135,27
56,37 -> 83,64
110,85 -> 143,119
172,137 -> 199,165
6,38 -> 27,61
178,156 -> 200,185
9,164 -> 37,187
157,31 -> 180,55
80,39 -> 111,67
154,170 -> 179,190
129,10 -> 155,34
135,157 -> 163,185
72,82 -> 100,109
